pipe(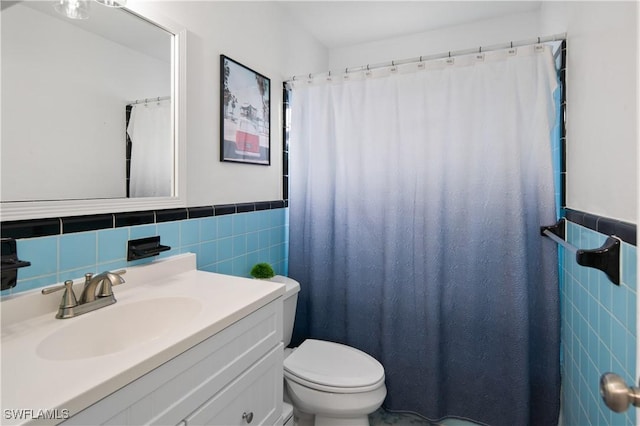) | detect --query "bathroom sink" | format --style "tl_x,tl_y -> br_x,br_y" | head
36,297 -> 202,361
